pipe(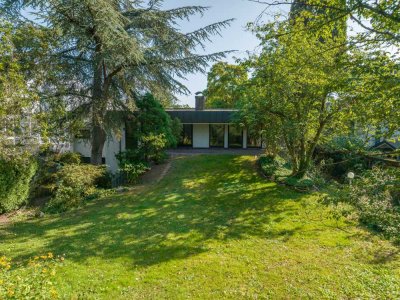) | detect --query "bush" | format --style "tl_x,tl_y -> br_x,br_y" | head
330,167 -> 400,242
259,154 -> 285,178
46,164 -> 111,213
141,133 -> 168,164
0,155 -> 38,213
119,162 -> 150,184
57,152 -> 82,165
116,150 -> 150,184
284,176 -> 315,190
318,136 -> 368,180
0,253 -> 63,299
